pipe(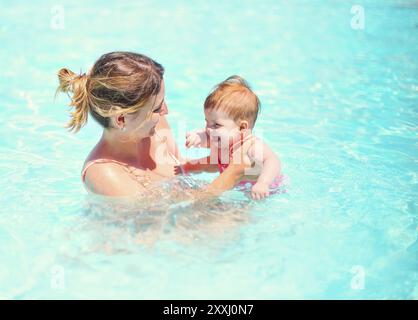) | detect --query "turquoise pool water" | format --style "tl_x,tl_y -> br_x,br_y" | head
0,0 -> 417,299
